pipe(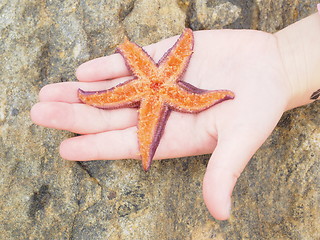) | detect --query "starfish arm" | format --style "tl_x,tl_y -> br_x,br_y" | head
164,82 -> 235,113
78,79 -> 143,109
158,28 -> 194,83
137,96 -> 170,171
117,39 -> 157,79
